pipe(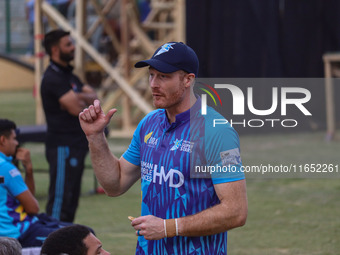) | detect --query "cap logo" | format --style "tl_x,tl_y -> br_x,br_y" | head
154,43 -> 176,57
